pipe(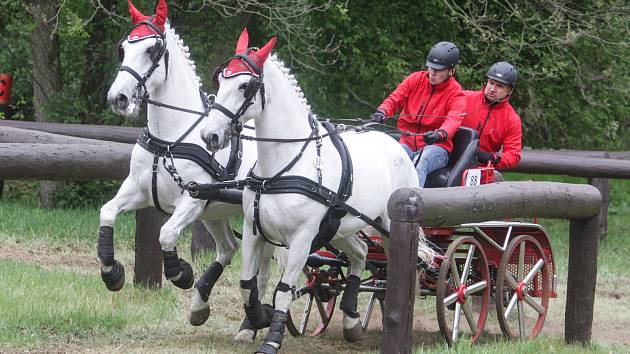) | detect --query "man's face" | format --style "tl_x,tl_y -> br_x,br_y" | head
484,78 -> 512,102
428,67 -> 451,85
